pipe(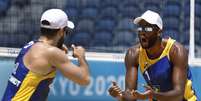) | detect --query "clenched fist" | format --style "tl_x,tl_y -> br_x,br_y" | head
71,44 -> 86,58
108,82 -> 123,100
